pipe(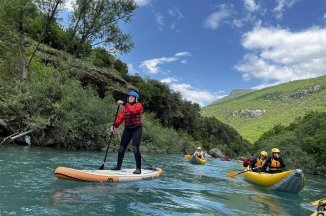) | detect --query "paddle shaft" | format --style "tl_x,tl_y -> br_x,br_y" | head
100,105 -> 120,168
236,170 -> 250,175
141,155 -> 155,170
237,166 -> 261,175
227,166 -> 261,178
